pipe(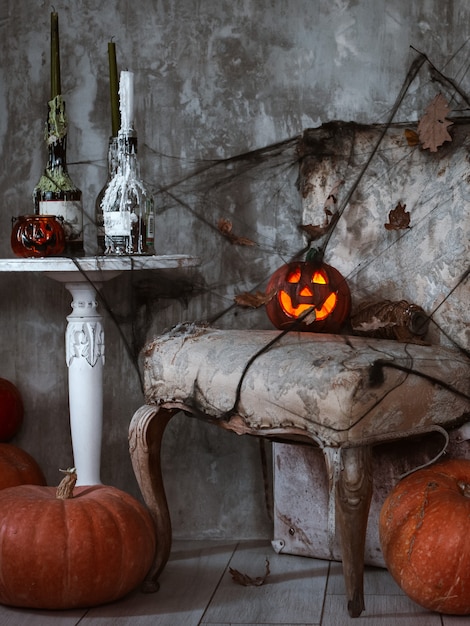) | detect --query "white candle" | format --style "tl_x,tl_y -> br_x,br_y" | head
119,70 -> 134,132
